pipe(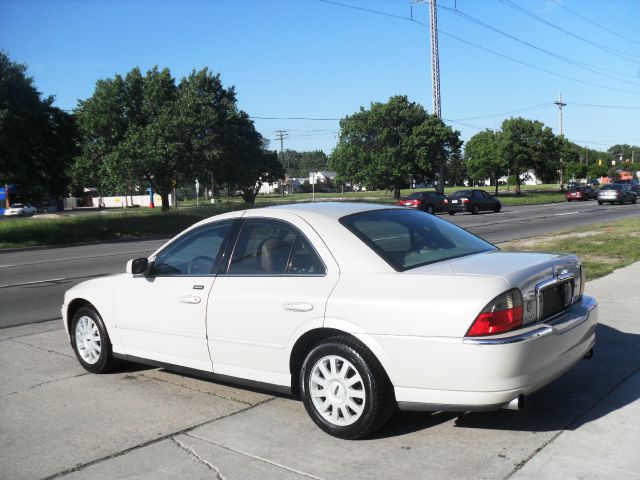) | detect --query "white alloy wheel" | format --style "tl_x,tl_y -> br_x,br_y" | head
74,315 -> 102,365
309,355 -> 366,426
